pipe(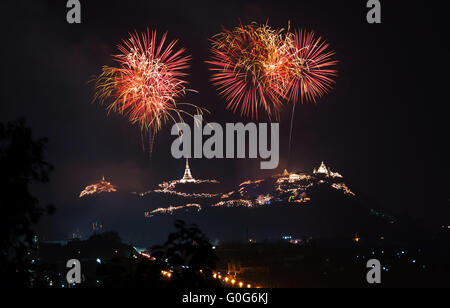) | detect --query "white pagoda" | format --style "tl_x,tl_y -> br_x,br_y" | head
180,159 -> 196,183
313,161 -> 343,178
314,161 -> 329,175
